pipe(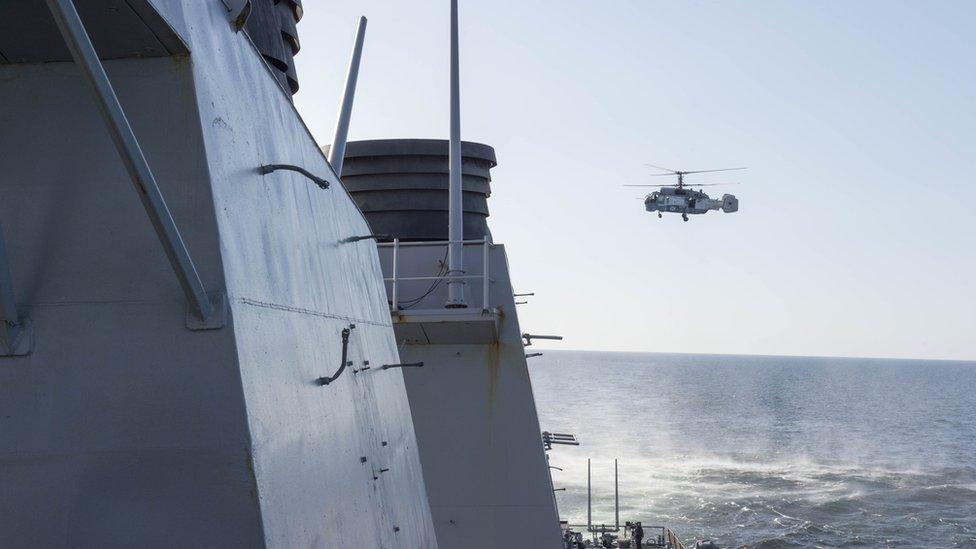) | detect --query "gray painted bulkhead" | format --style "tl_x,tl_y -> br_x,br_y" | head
0,1 -> 435,547
378,243 -> 562,548
0,1 -> 188,64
